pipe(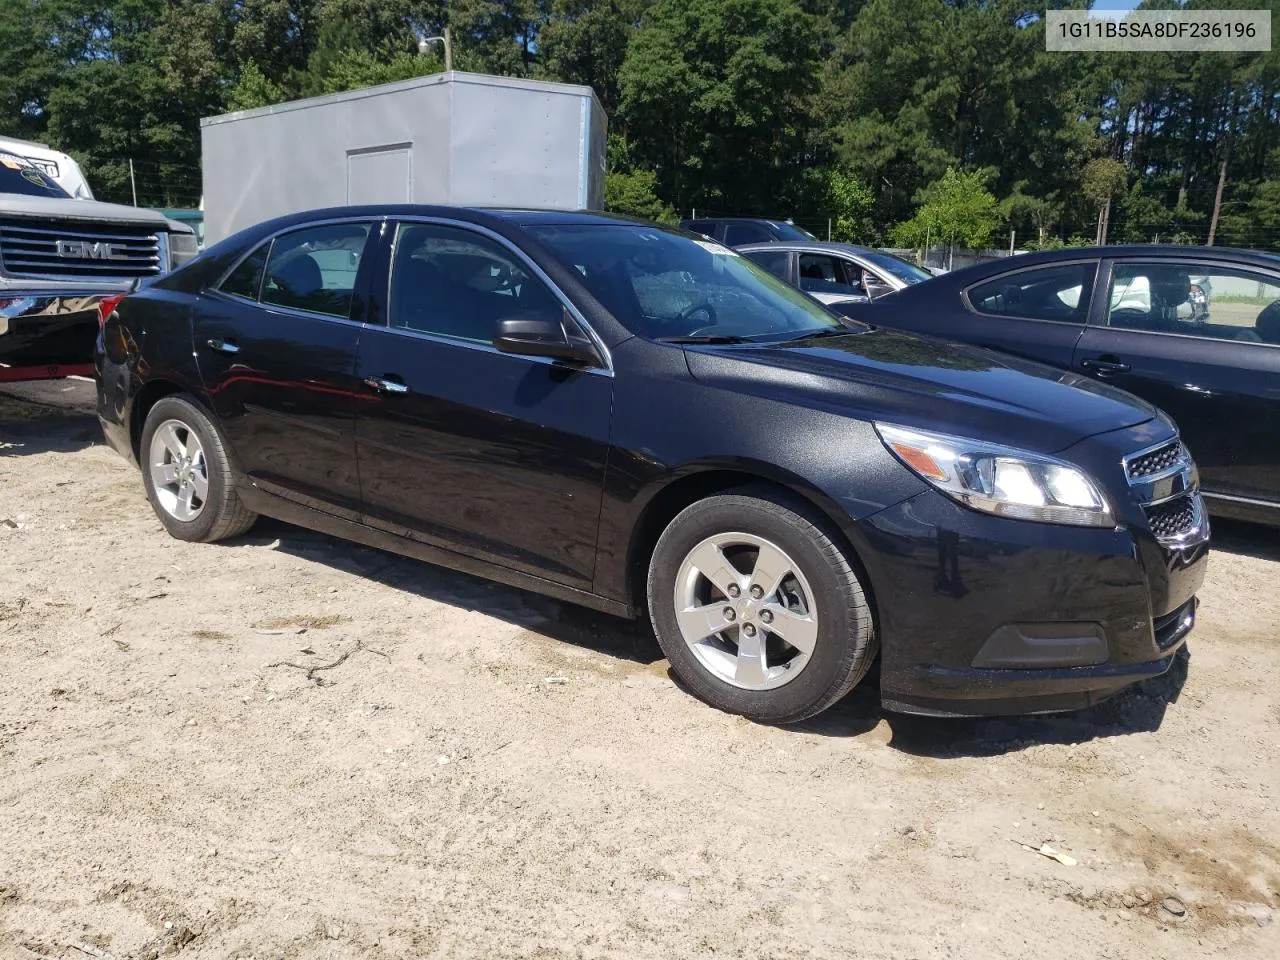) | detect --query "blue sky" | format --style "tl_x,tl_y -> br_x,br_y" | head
1089,1 -> 1145,18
